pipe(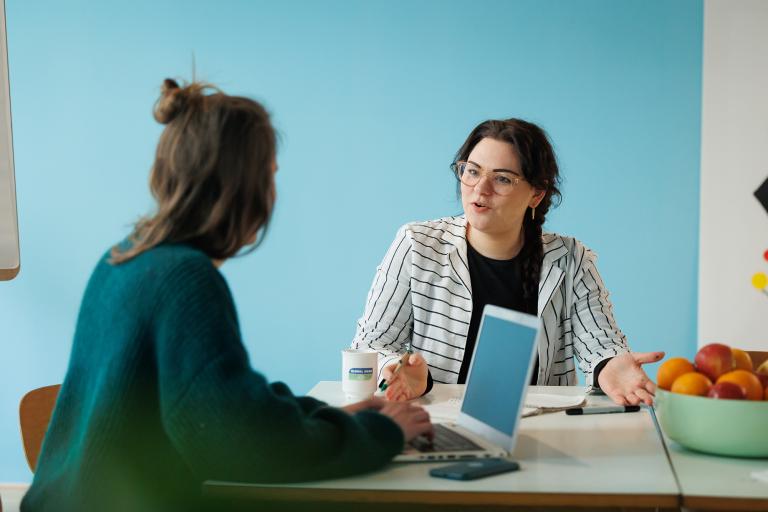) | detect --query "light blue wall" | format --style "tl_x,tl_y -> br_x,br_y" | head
0,0 -> 702,482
